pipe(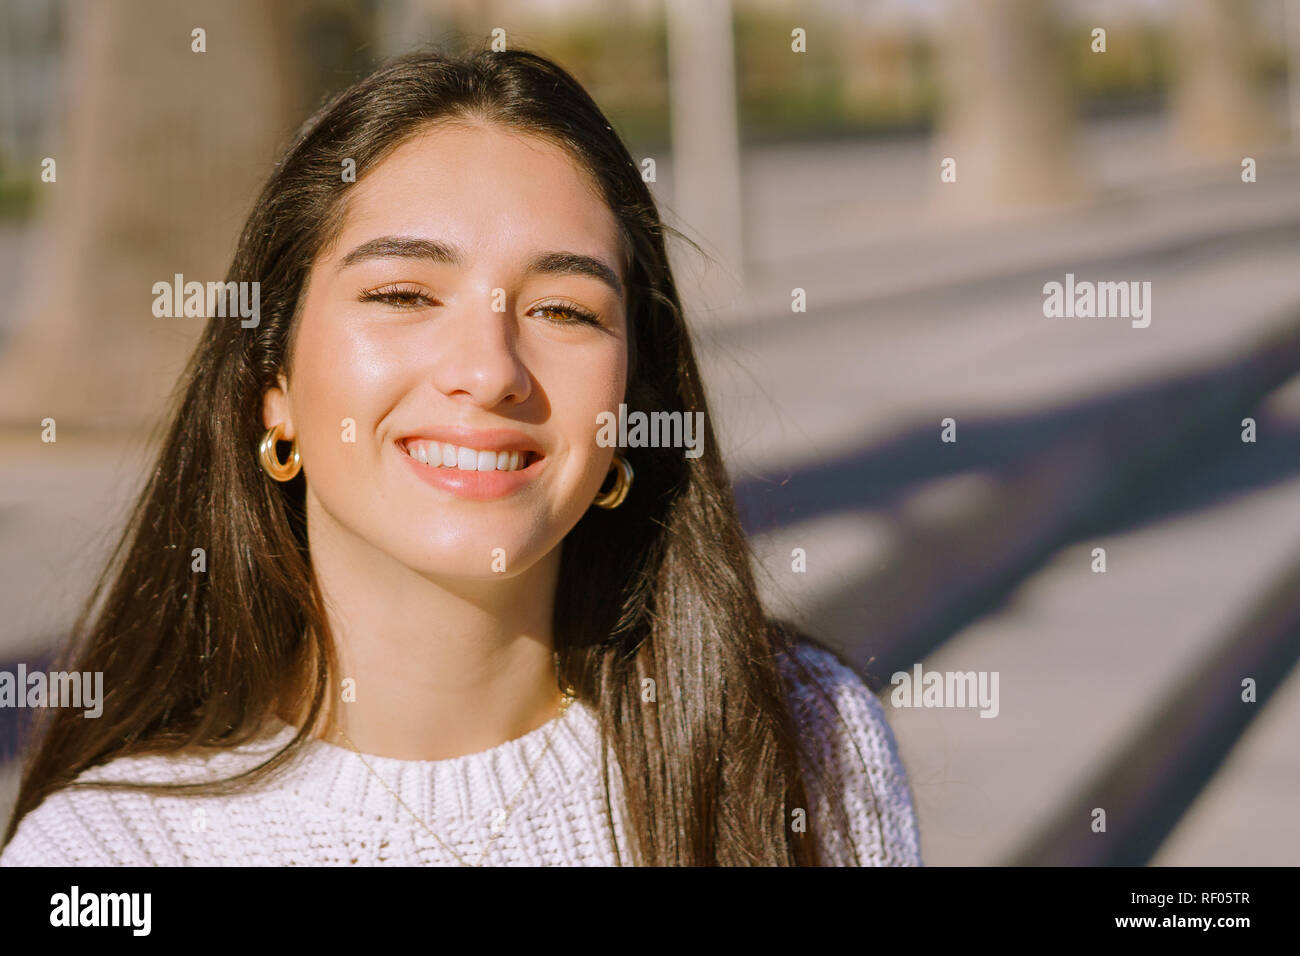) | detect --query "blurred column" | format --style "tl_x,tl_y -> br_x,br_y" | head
930,0 -> 1083,217
1168,0 -> 1277,160
0,0 -> 300,430
665,0 -> 745,312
